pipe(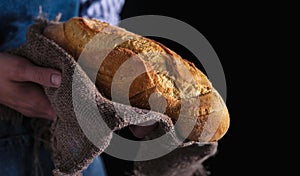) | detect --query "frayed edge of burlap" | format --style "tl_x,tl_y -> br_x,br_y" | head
29,32 -> 103,176
23,19 -> 114,175
133,142 -> 218,176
